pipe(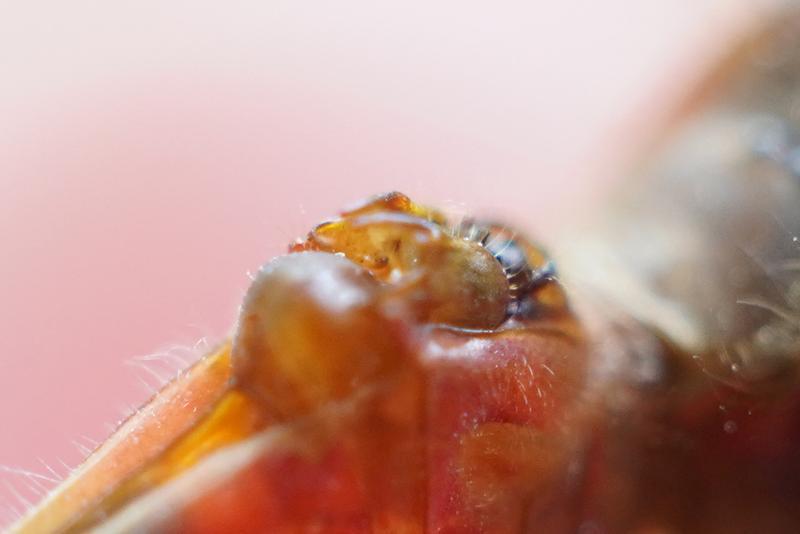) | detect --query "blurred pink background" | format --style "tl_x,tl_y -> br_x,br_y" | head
0,0 -> 764,522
